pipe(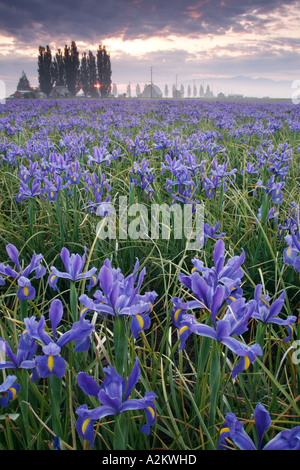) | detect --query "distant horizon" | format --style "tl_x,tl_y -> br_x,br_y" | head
4,70 -> 296,101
